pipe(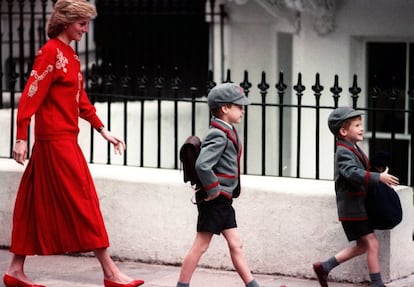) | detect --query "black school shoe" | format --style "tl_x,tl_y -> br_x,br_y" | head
312,262 -> 328,287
